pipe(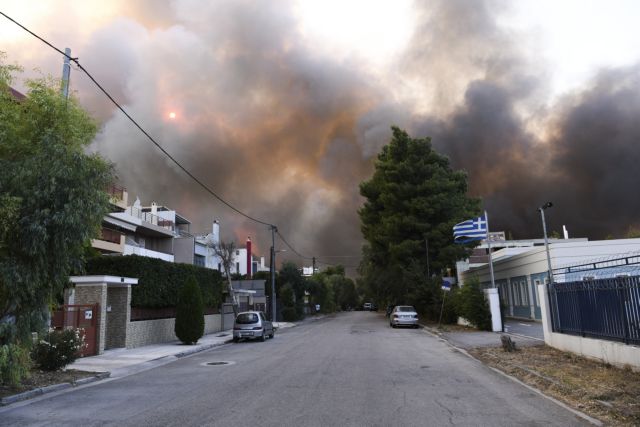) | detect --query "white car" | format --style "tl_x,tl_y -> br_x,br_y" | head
232,311 -> 275,342
389,306 -> 419,328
